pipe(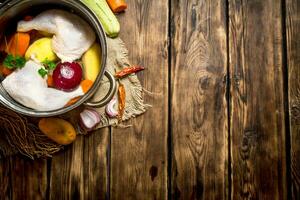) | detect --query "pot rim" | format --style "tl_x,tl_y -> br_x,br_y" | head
0,0 -> 108,117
